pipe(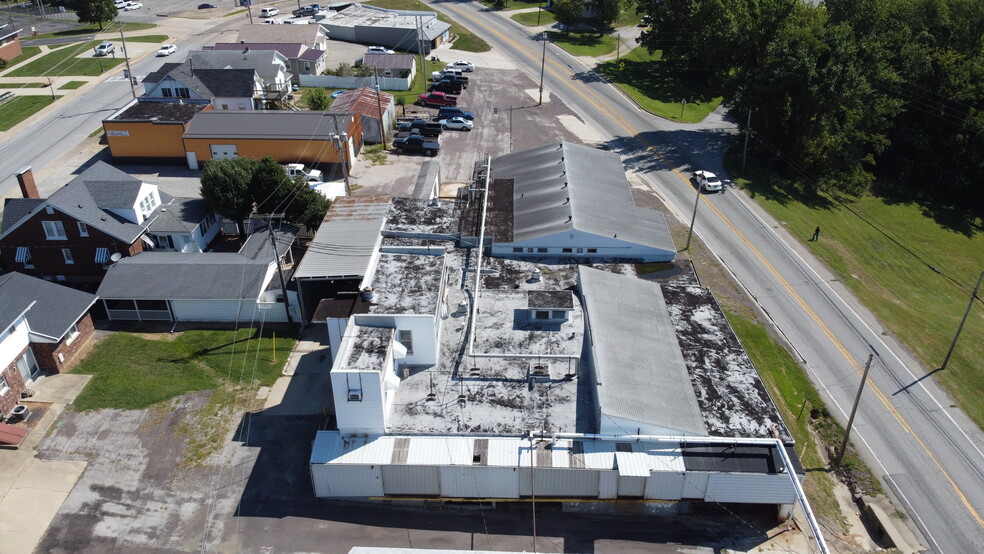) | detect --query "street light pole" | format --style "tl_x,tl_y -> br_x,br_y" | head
538,33 -> 547,106
684,183 -> 703,251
